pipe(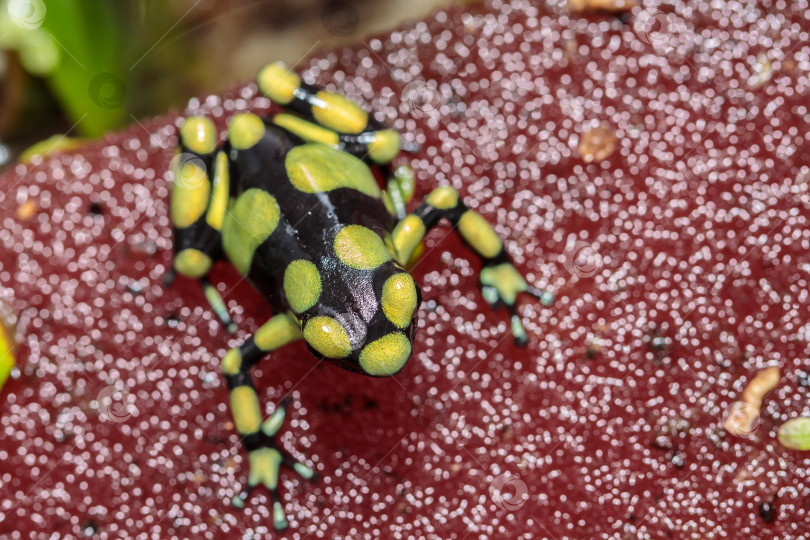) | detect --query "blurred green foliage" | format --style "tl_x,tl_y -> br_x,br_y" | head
0,0 -> 457,143
0,0 -> 170,138
37,0 -> 131,136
